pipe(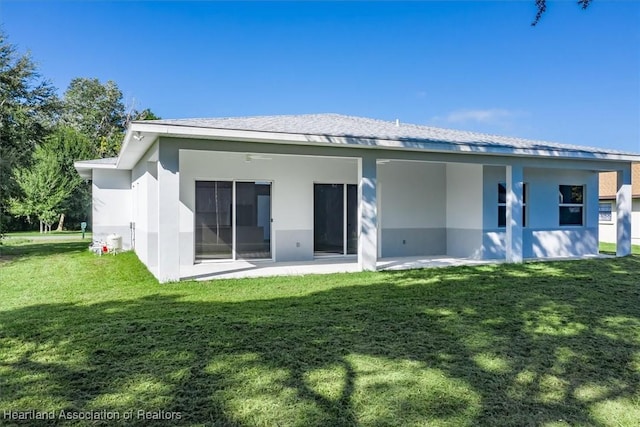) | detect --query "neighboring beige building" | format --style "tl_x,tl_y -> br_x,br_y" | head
599,164 -> 640,245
